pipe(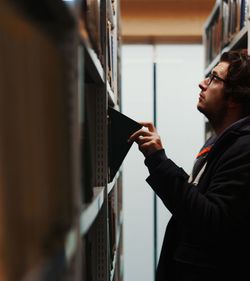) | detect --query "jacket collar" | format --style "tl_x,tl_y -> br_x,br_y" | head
206,115 -> 250,161
215,115 -> 250,143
